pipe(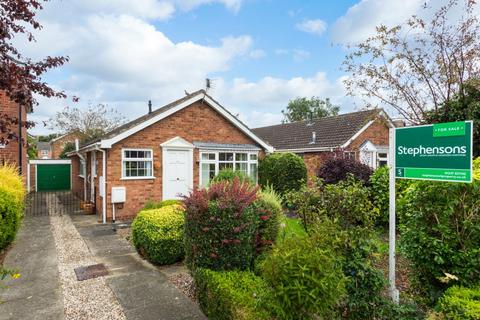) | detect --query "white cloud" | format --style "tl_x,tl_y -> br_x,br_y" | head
249,49 -> 266,59
296,19 -> 327,36
173,0 -> 243,13
331,0 -> 426,44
